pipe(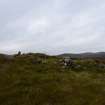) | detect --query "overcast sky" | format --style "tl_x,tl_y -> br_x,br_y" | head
0,0 -> 105,55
